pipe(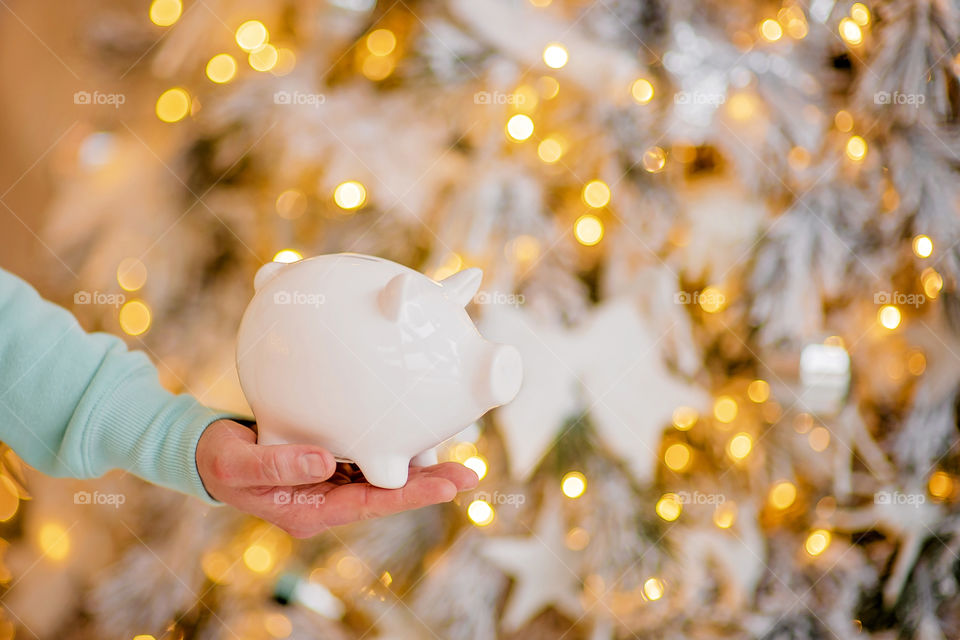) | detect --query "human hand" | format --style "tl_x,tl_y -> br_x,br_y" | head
196,420 -> 478,537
